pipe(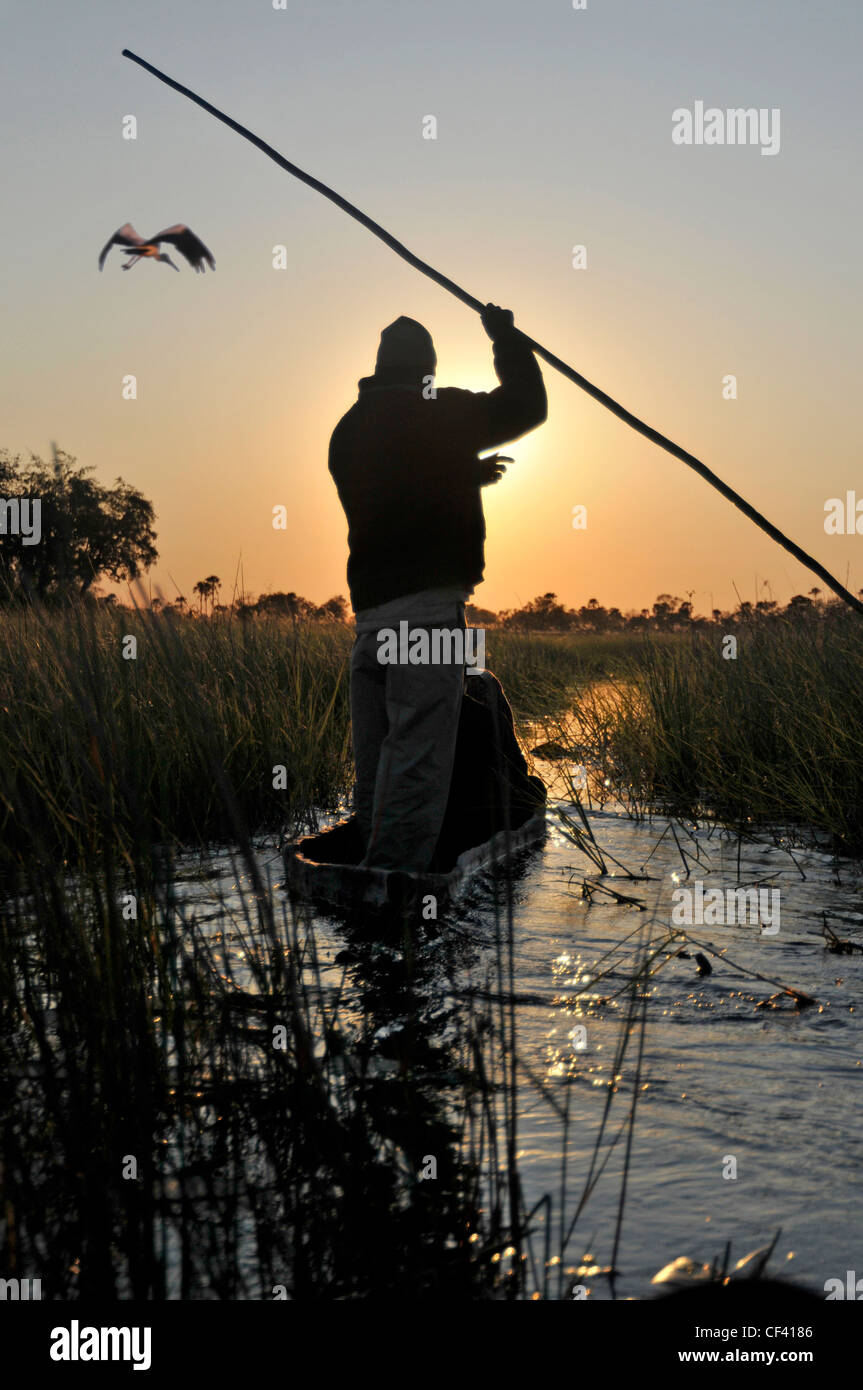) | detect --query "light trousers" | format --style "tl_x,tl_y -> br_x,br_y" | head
350,604 -> 466,872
